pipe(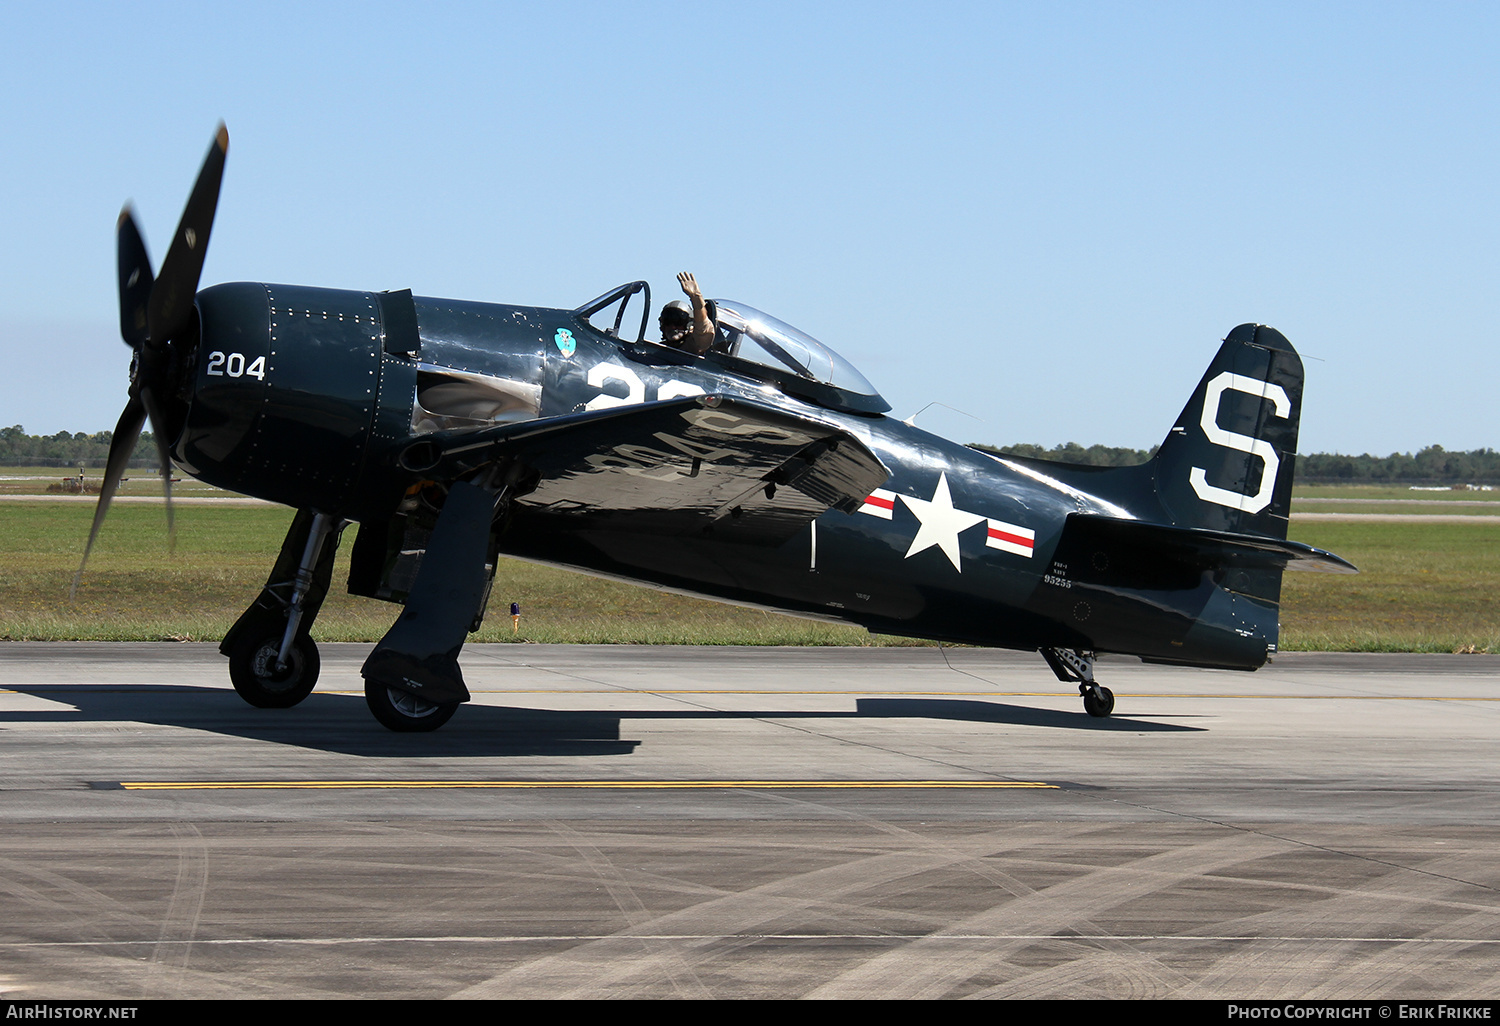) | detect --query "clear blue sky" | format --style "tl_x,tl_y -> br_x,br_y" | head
2,1 -> 1496,456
